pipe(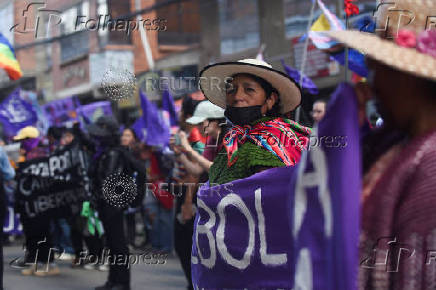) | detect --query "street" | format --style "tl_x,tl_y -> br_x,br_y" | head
3,244 -> 187,290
